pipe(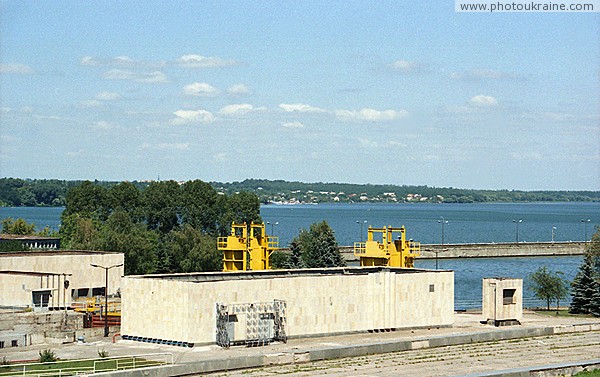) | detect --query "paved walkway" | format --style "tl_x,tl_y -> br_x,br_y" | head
204,331 -> 600,376
1,312 -> 599,376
